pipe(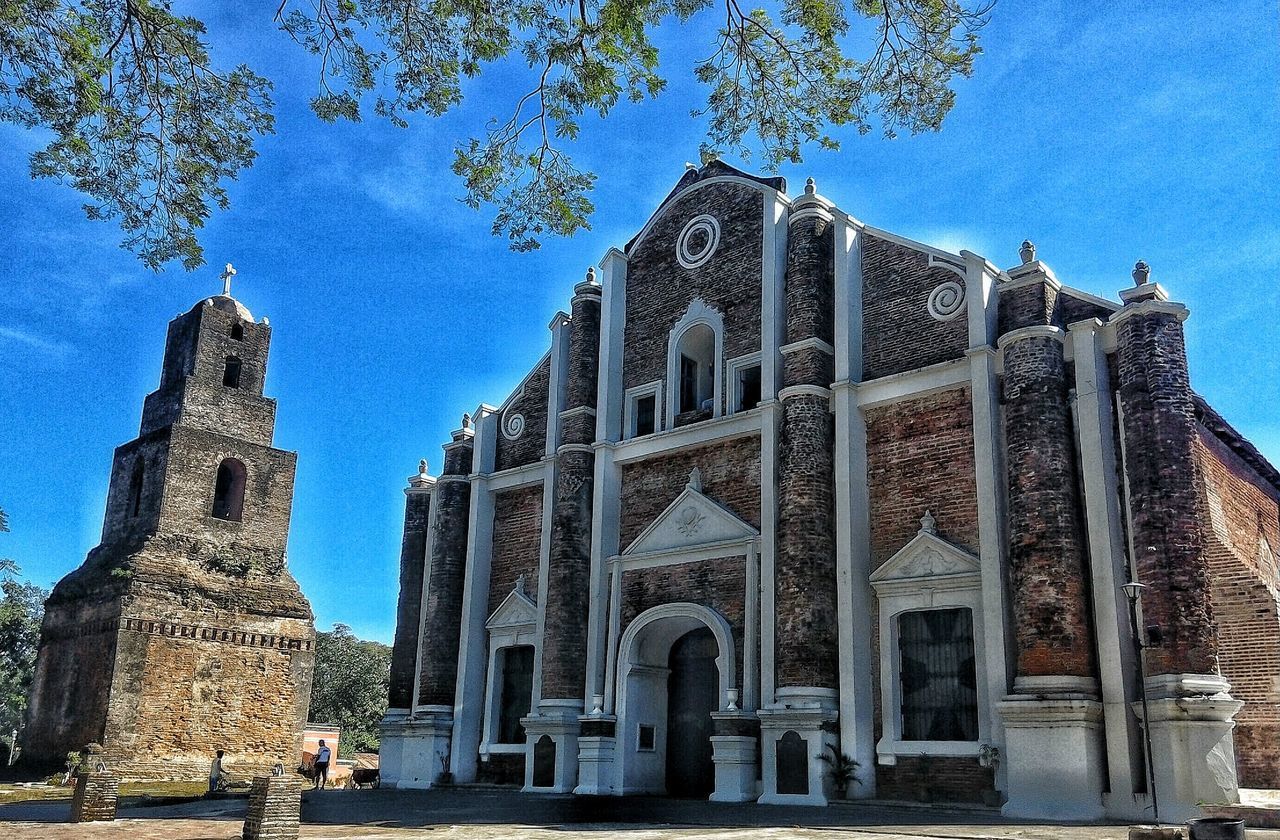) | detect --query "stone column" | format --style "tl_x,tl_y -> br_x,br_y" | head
1113,268 -> 1242,820
996,316 -> 1105,819
760,184 -> 838,806
242,774 -> 301,840
70,771 -> 119,823
398,419 -> 474,788
526,269 -> 601,793
380,461 -> 435,788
